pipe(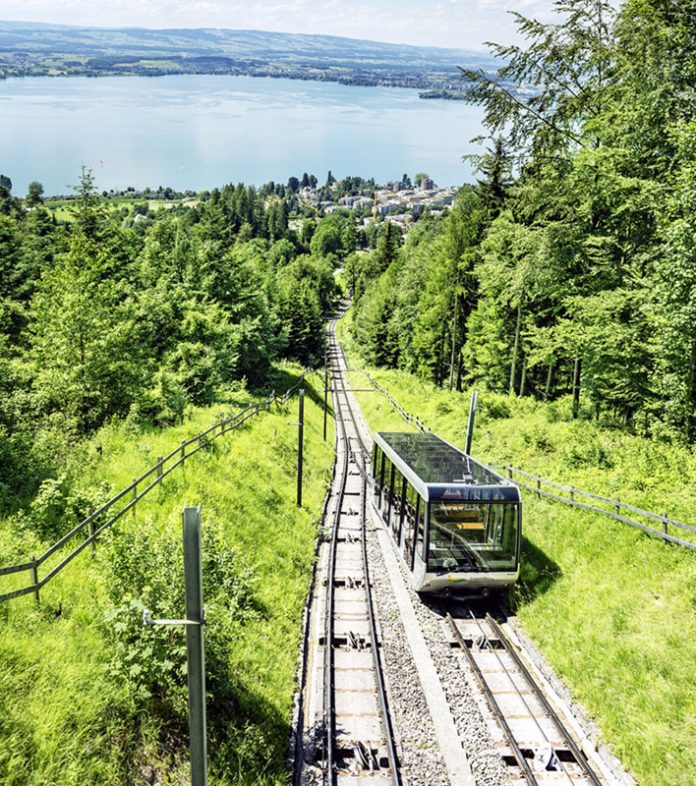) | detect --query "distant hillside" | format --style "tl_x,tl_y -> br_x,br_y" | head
0,20 -> 495,93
